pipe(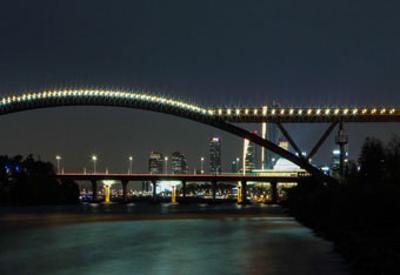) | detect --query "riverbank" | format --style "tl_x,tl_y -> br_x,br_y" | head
283,182 -> 400,275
